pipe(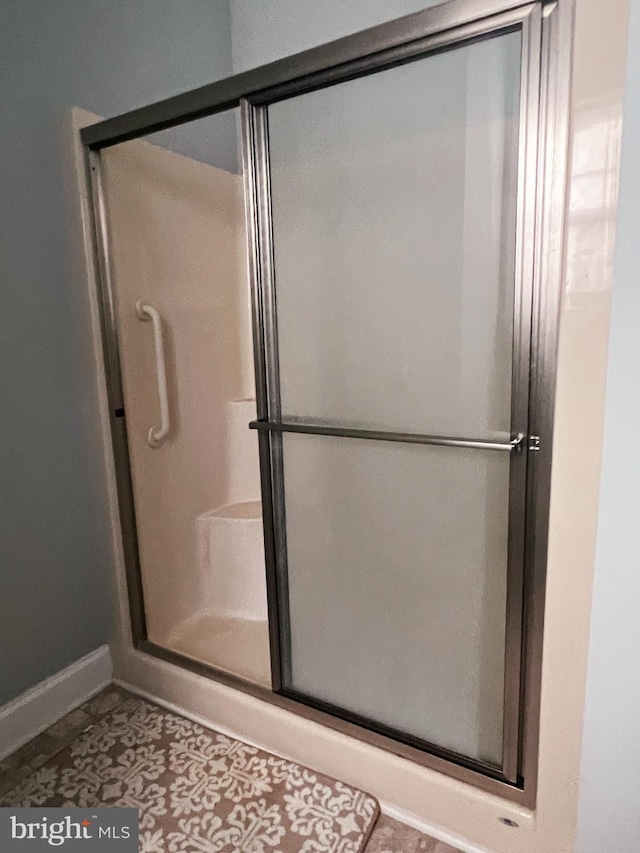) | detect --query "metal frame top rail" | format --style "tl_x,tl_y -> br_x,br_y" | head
81,0 -> 535,150
249,420 -> 525,452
